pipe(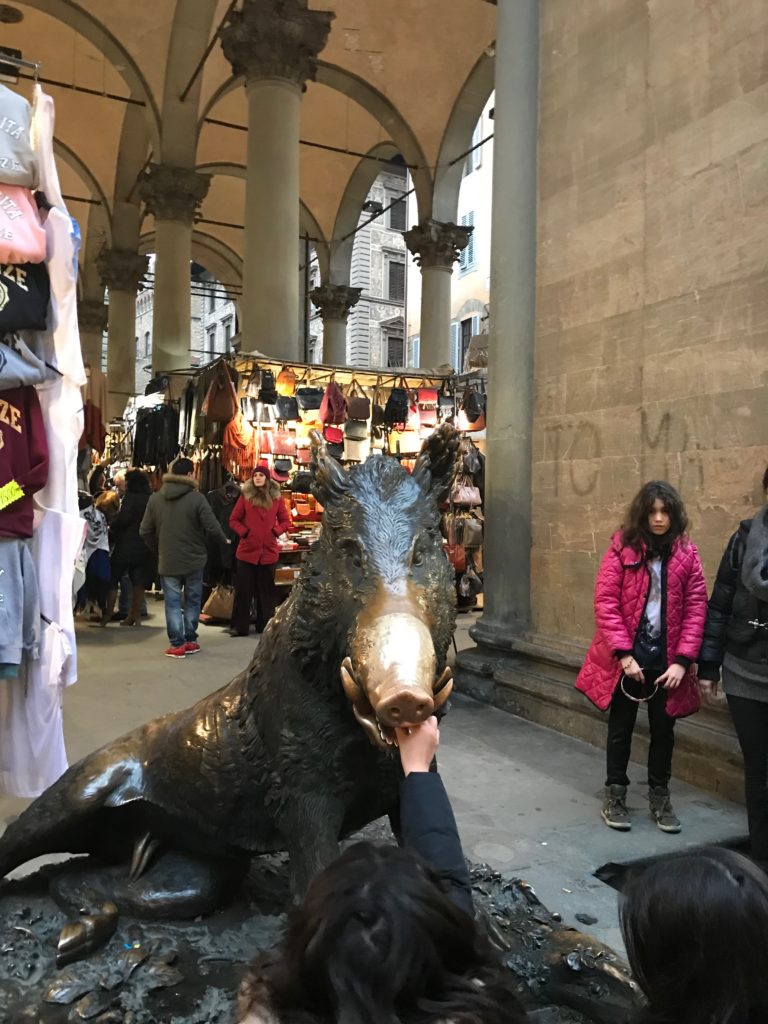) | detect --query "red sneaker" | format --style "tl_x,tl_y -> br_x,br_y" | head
184,642 -> 201,655
163,646 -> 187,659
